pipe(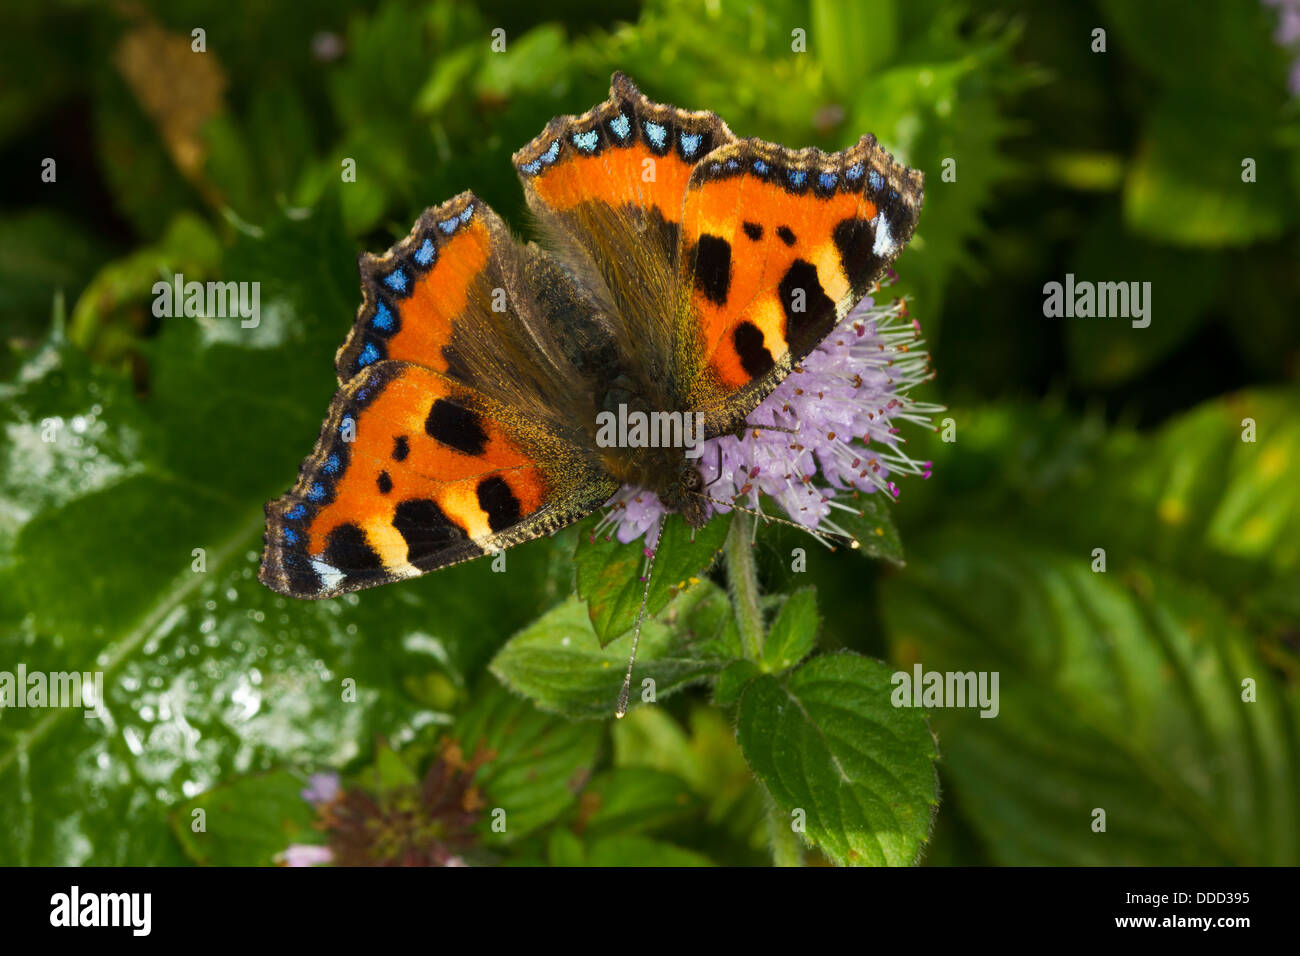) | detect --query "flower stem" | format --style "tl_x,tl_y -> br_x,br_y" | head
725,512 -> 764,661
